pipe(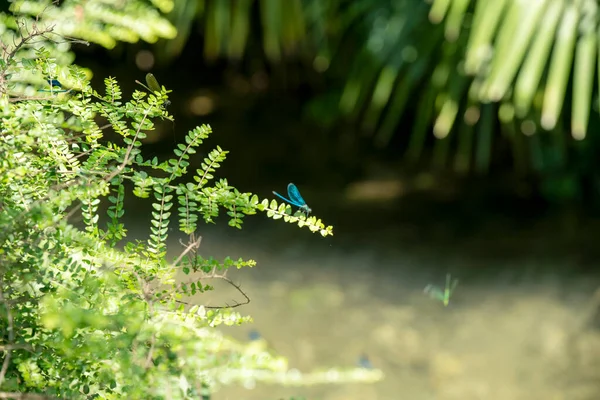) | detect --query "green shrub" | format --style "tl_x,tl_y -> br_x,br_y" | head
0,17 -> 380,400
